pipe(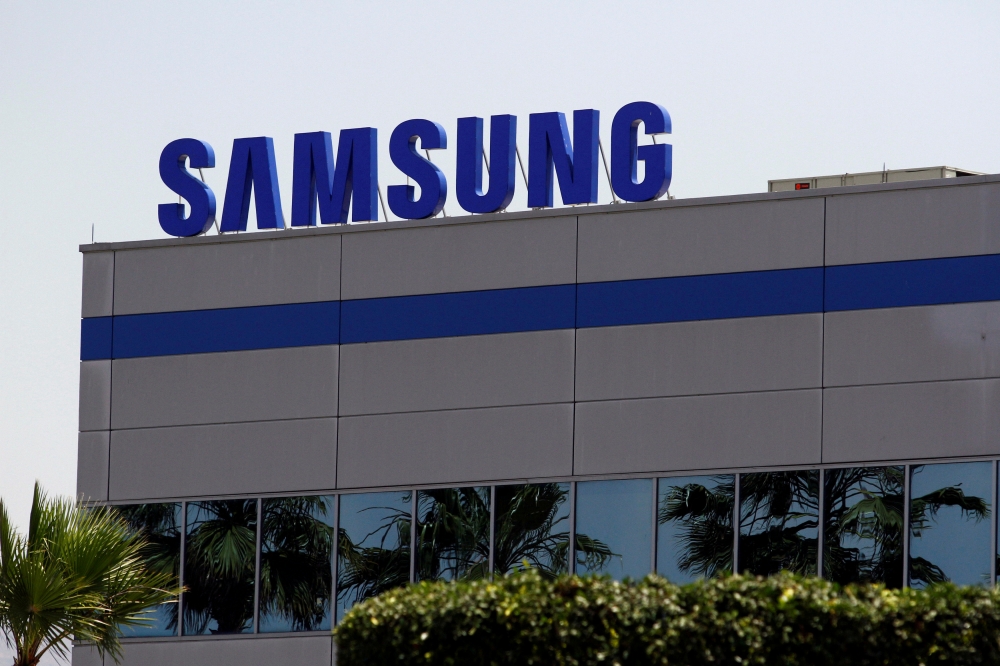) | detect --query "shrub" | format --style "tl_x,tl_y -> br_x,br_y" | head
334,570 -> 1000,666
